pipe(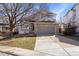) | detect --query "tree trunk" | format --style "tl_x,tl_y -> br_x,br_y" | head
9,27 -> 13,37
